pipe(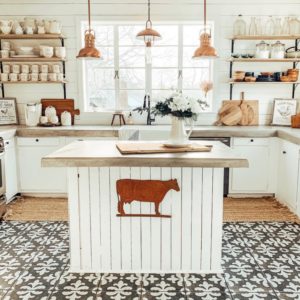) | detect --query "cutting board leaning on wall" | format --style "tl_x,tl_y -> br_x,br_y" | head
216,92 -> 259,126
